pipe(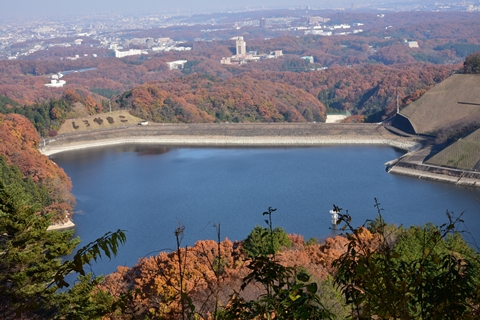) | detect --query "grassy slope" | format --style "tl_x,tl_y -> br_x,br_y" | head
401,74 -> 480,135
425,129 -> 480,170
58,110 -> 143,134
